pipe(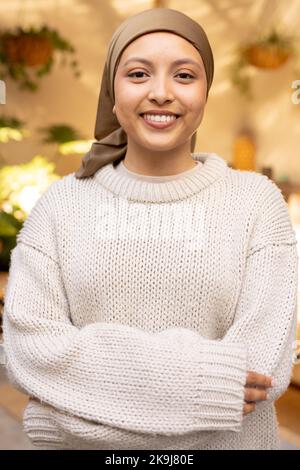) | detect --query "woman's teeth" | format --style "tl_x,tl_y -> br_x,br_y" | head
142,114 -> 177,122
